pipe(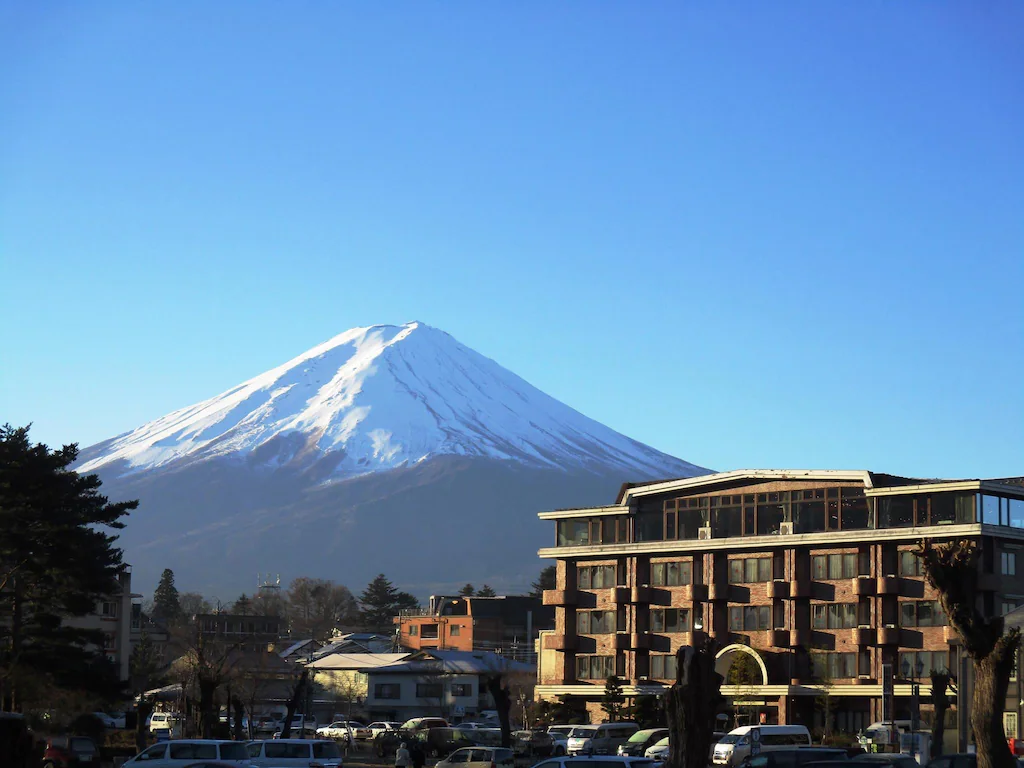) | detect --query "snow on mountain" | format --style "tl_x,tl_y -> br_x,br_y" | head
78,322 -> 705,480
